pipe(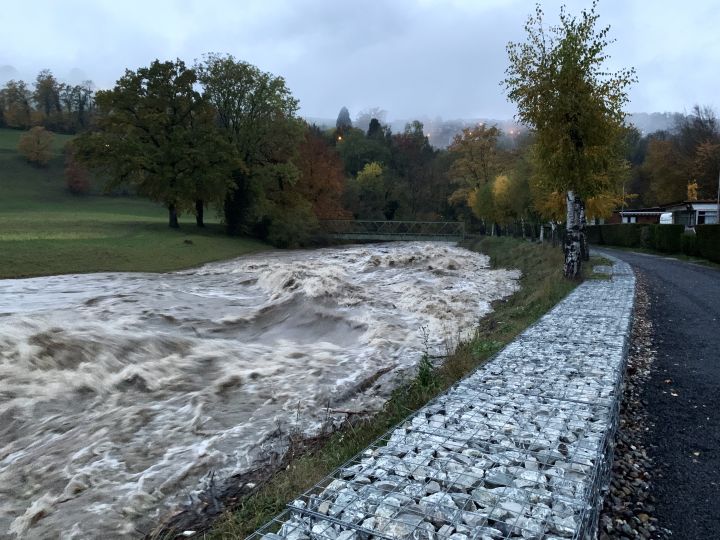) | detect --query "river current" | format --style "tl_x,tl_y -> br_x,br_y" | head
0,242 -> 519,538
